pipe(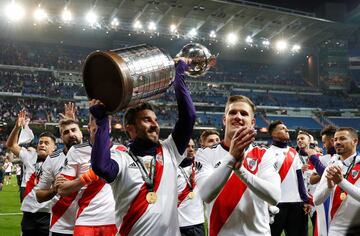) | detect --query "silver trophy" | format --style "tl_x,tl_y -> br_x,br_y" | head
82,43 -> 215,114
